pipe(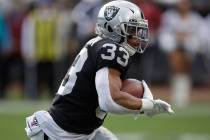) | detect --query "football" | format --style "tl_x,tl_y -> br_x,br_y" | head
121,79 -> 144,98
